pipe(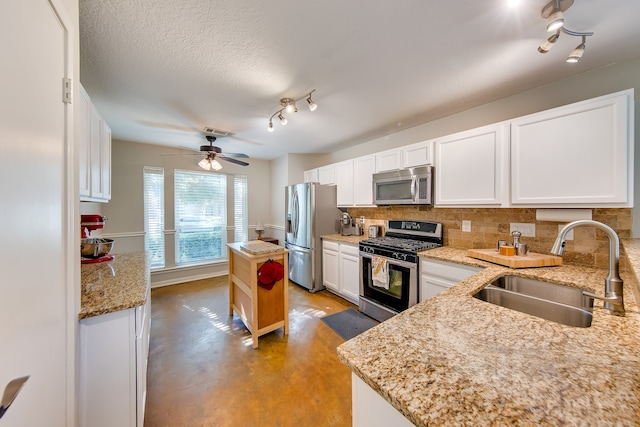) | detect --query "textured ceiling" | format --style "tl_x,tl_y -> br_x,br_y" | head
79,0 -> 640,160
